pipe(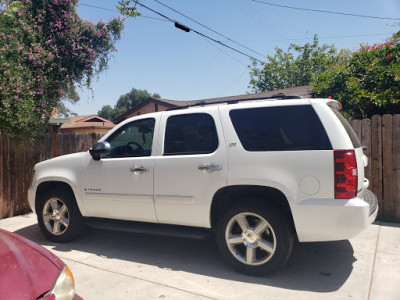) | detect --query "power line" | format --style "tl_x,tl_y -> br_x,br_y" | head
243,0 -> 303,36
151,0 -> 267,59
231,0 -> 282,39
203,39 -> 248,66
218,67 -> 248,97
262,32 -> 393,42
80,1 -> 264,62
132,1 -> 264,63
79,3 -> 168,21
252,0 -> 400,21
